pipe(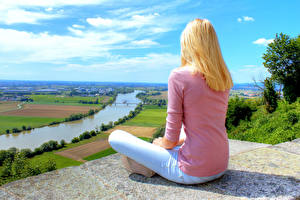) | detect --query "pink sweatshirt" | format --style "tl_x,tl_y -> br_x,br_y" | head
165,67 -> 230,177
